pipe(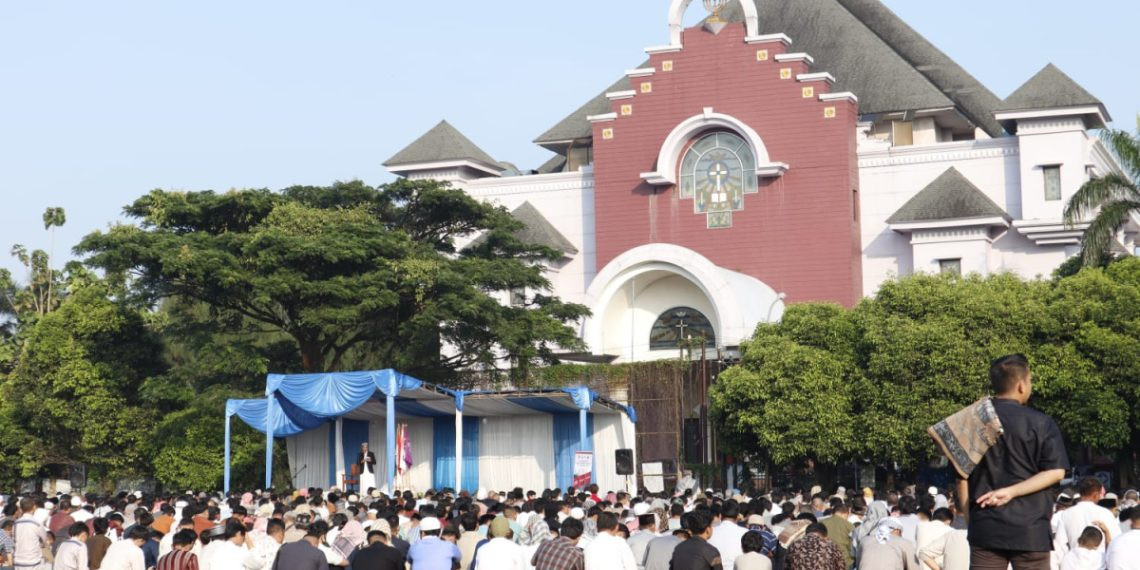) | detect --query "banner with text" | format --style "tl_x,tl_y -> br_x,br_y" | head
572,451 -> 593,489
